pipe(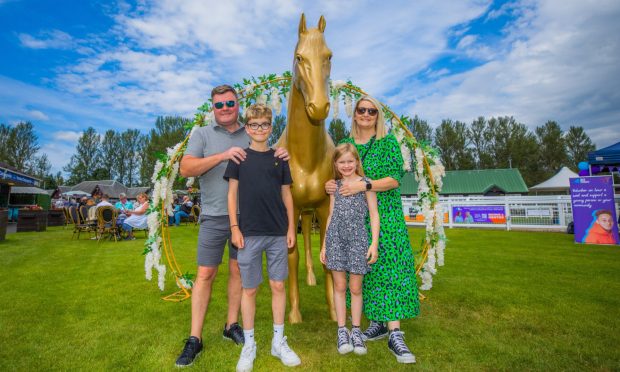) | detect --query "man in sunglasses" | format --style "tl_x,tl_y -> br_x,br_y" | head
176,84 -> 289,367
